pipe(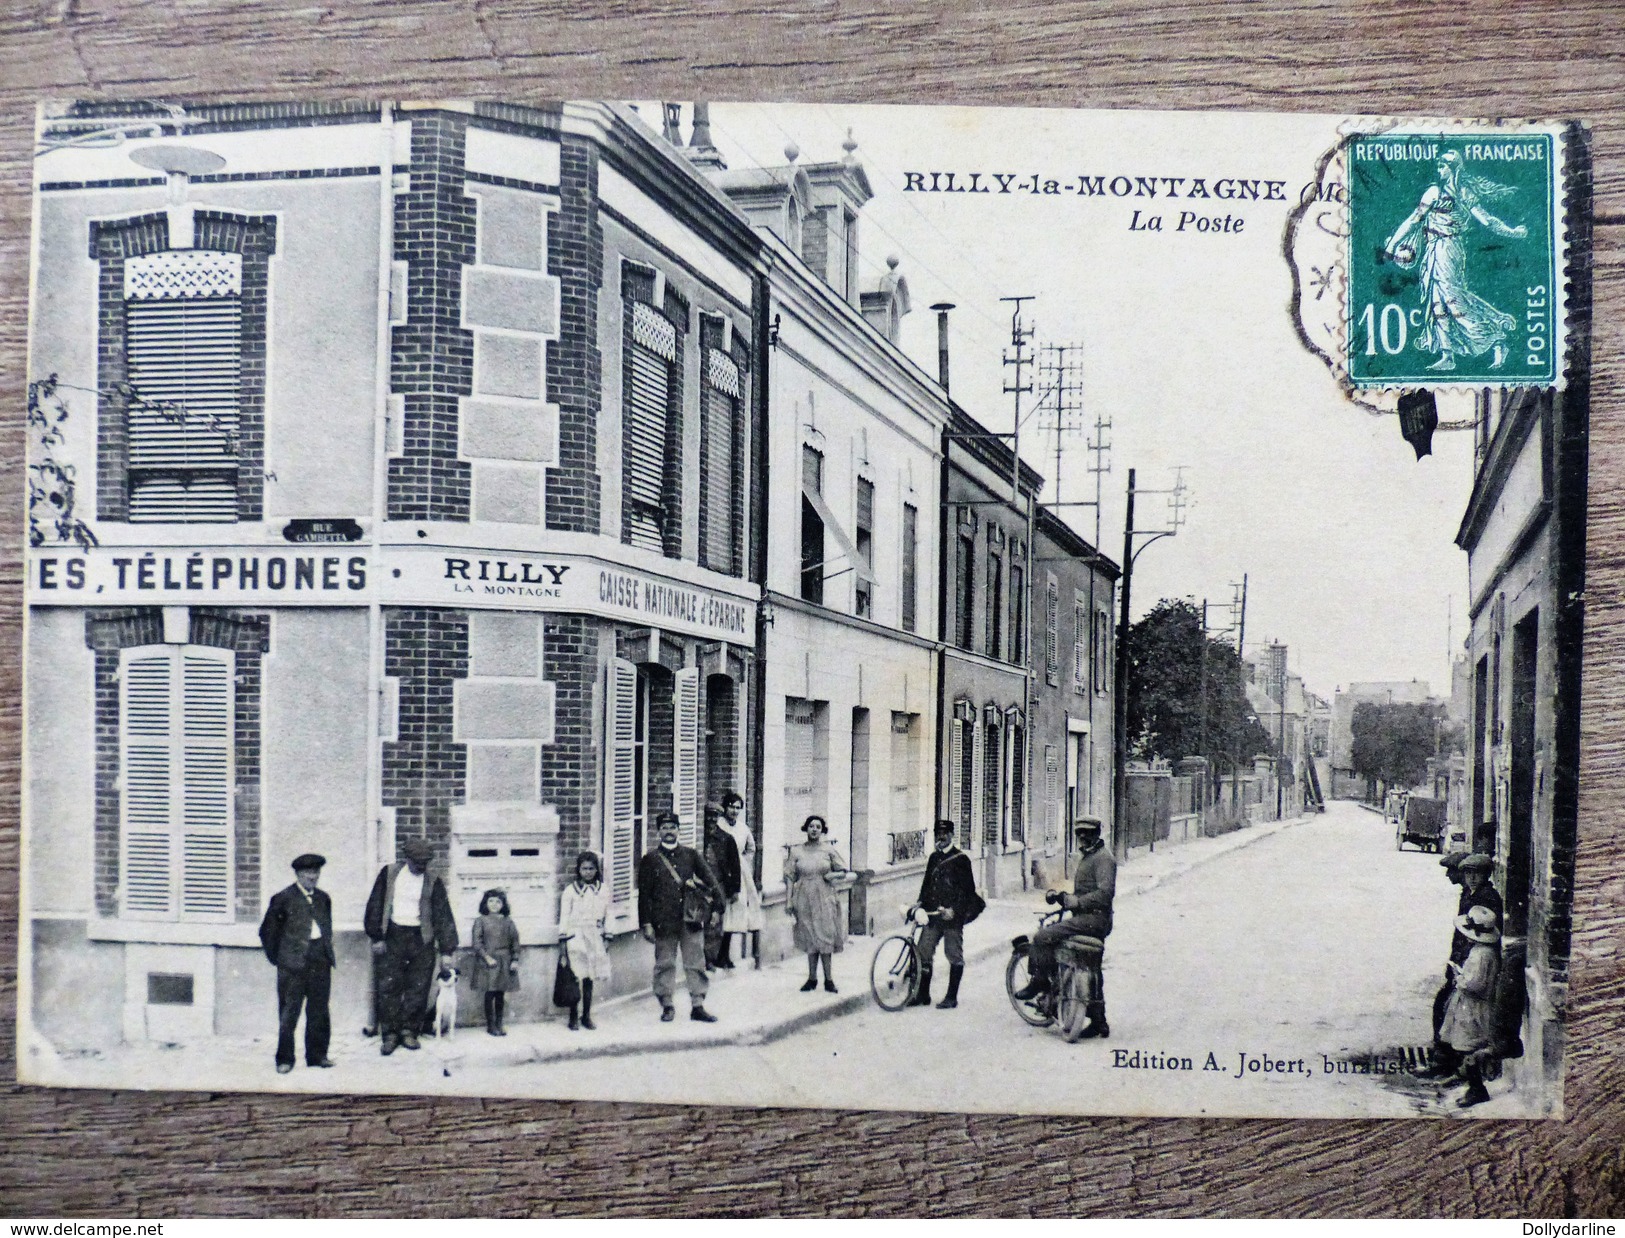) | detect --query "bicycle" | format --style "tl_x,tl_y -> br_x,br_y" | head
870,906 -> 944,1011
1005,905 -> 1105,1042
